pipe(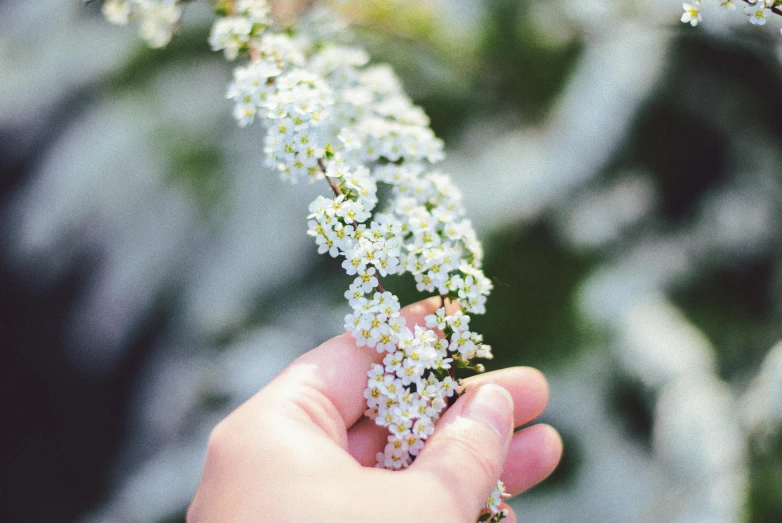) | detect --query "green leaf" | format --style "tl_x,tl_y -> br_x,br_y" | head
454,358 -> 470,369
432,368 -> 449,380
